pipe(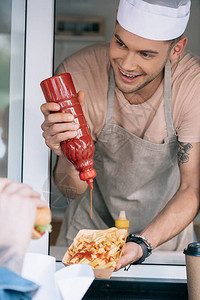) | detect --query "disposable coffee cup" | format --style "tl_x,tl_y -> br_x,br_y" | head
183,242 -> 200,300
